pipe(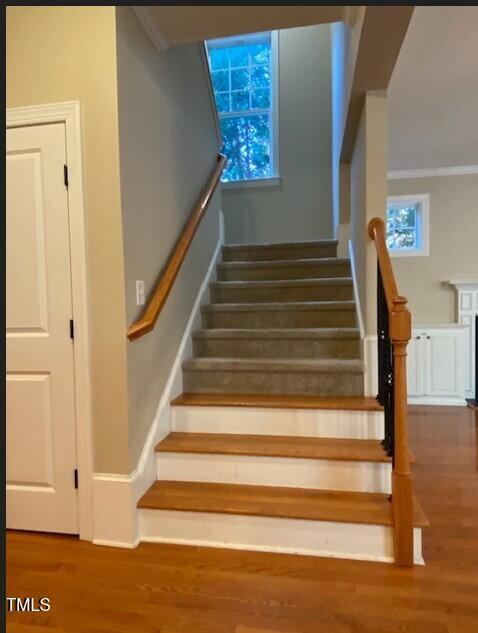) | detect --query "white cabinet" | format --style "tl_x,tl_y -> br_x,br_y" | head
407,325 -> 467,405
407,334 -> 424,397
